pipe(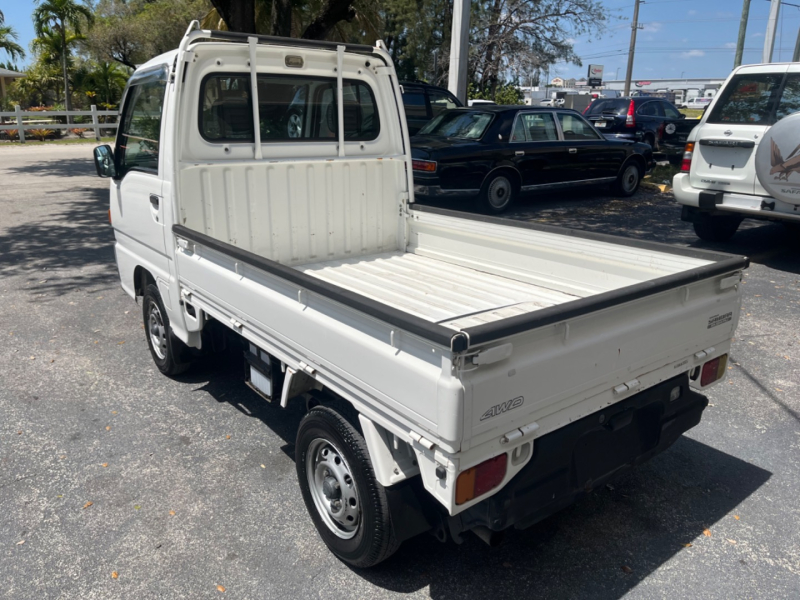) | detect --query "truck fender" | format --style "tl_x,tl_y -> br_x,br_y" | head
358,416 -> 420,486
